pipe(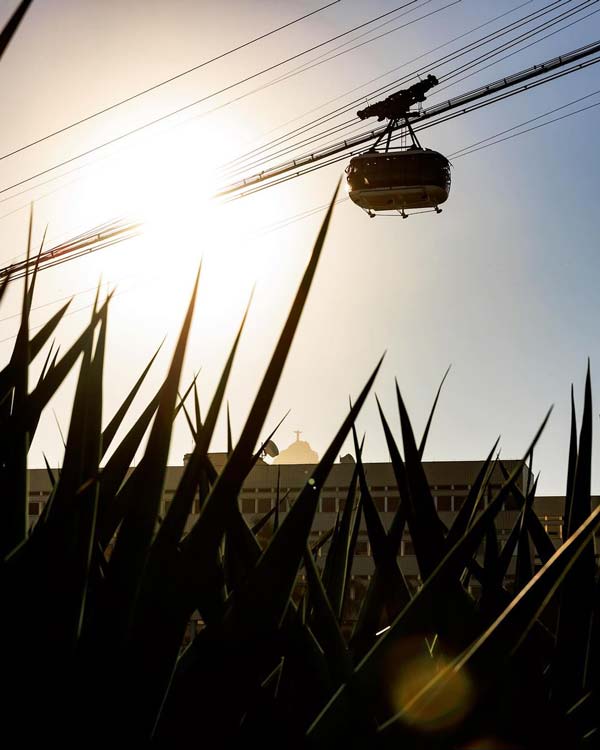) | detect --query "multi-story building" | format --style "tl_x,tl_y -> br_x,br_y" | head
27,437 -> 587,578
26,435 -> 599,636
